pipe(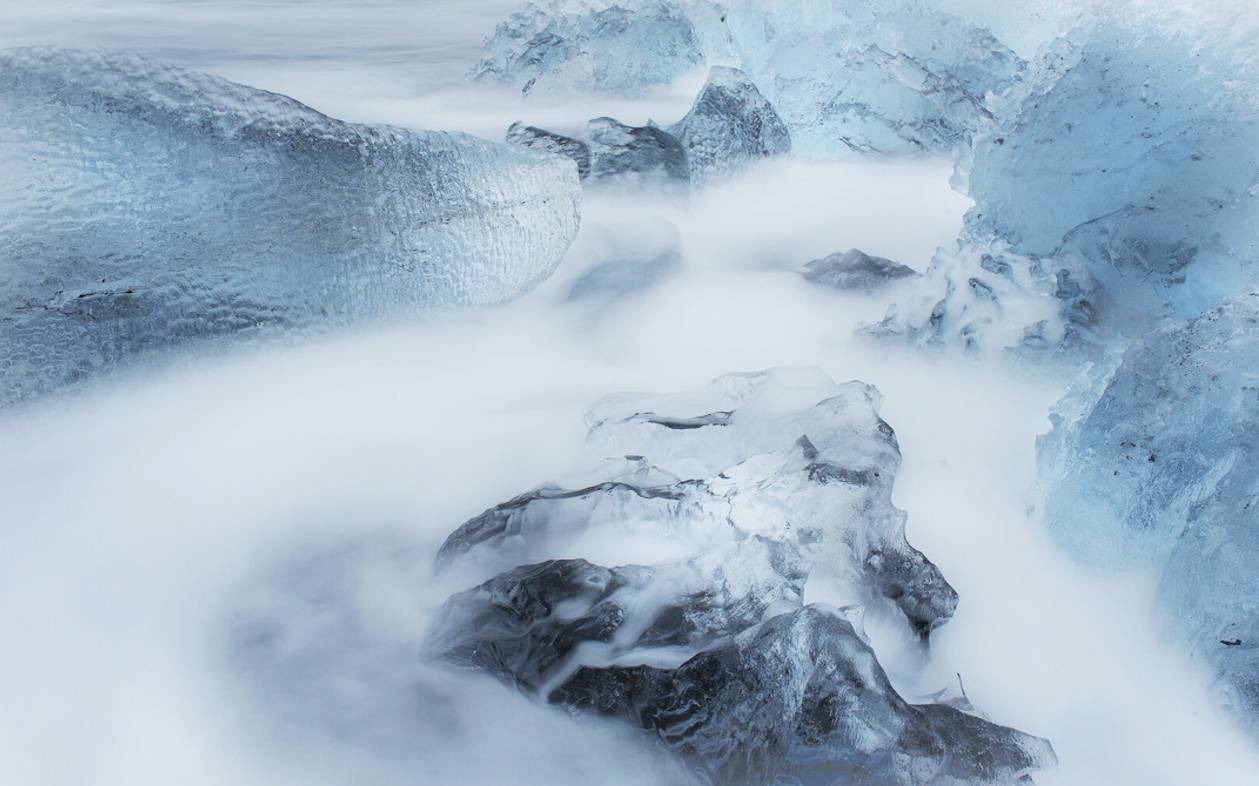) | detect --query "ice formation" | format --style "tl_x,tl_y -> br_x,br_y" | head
472,0 -> 733,97
861,243 -> 1103,357
666,66 -> 790,183
960,2 -> 1259,328
802,249 -> 918,293
506,117 -> 689,188
477,0 -> 1025,156
425,368 -> 1055,782
436,368 -> 957,637
1038,292 -> 1259,730
0,47 -> 582,405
